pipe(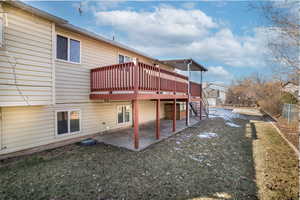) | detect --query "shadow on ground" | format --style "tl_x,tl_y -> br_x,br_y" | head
0,108 -> 266,200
